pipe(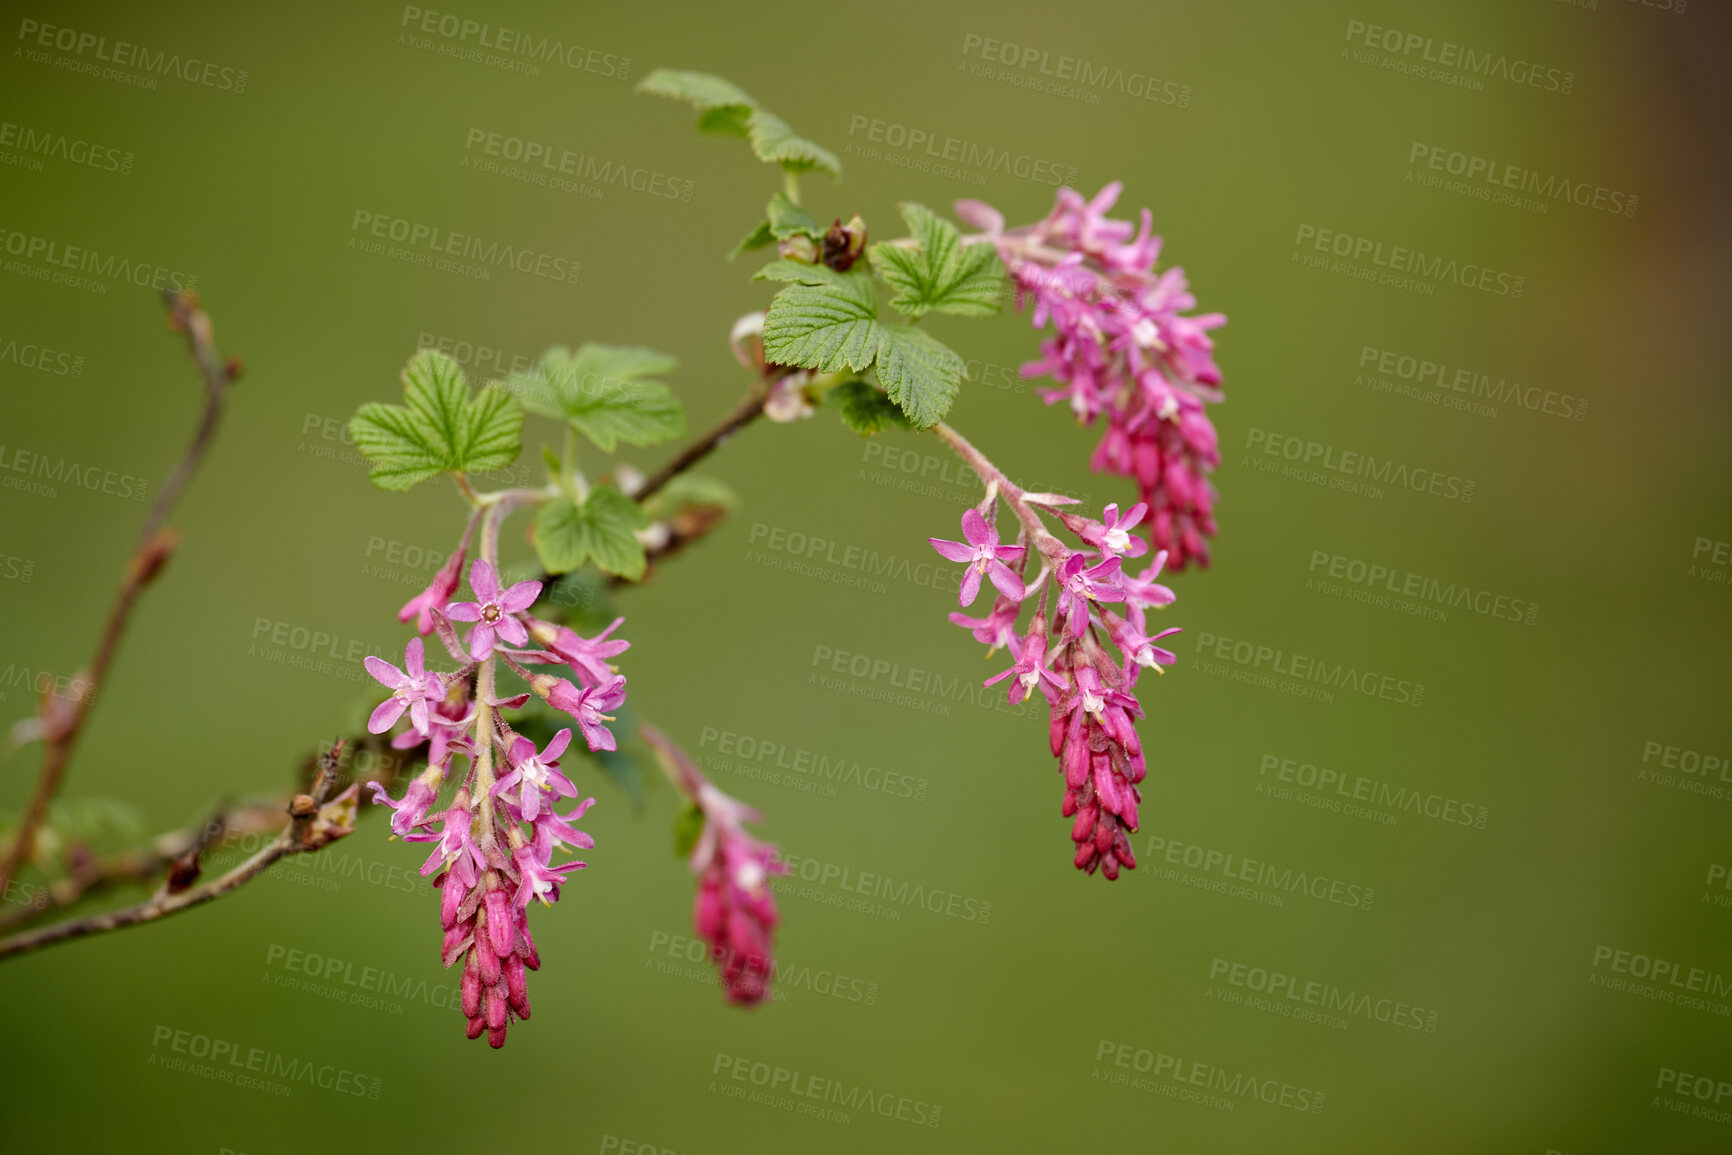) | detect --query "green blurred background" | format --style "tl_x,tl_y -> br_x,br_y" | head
2,0 -> 1729,1151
